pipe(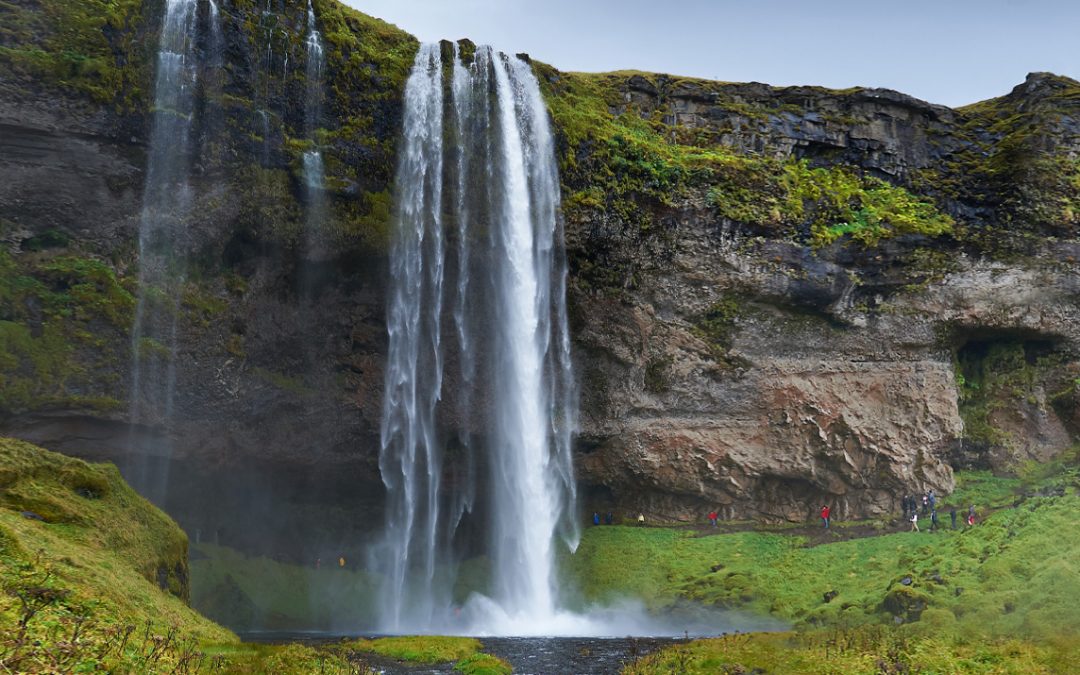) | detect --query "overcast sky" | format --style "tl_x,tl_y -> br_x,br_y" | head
344,0 -> 1078,108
